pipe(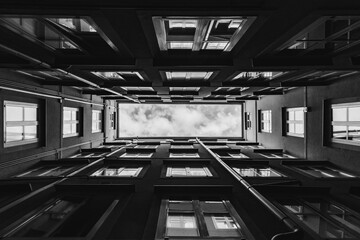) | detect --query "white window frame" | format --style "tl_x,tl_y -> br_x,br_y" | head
134,145 -> 158,149
331,102 -> 360,146
169,152 -> 200,158
215,152 -> 248,159
294,166 -> 356,178
4,101 -> 39,147
260,110 -> 272,133
286,107 -> 305,137
91,167 -> 143,177
233,167 -> 285,177
120,152 -> 153,158
92,110 -> 102,133
63,107 -> 79,138
259,153 -> 295,159
212,216 -> 238,229
166,167 -> 212,177
170,145 -> 194,149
